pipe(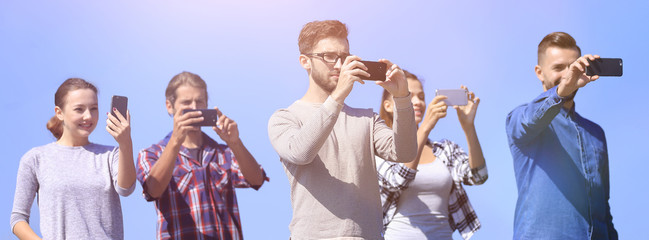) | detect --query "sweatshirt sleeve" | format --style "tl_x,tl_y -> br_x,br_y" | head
268,97 -> 343,165
374,93 -> 418,163
10,150 -> 39,231
109,147 -> 135,197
